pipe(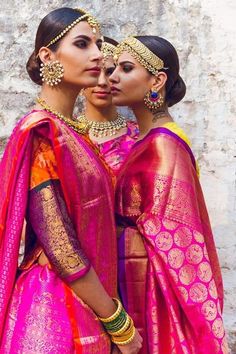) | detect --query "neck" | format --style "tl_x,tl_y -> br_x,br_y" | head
84,102 -> 117,122
132,103 -> 173,138
36,85 -> 79,118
